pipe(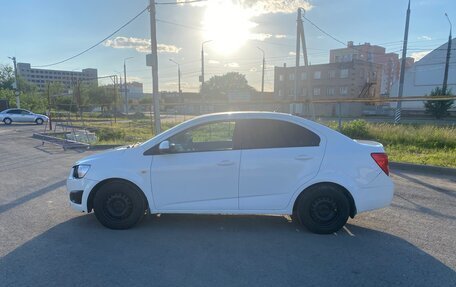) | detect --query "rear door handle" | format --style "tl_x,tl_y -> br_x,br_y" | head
217,160 -> 235,166
295,155 -> 313,161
